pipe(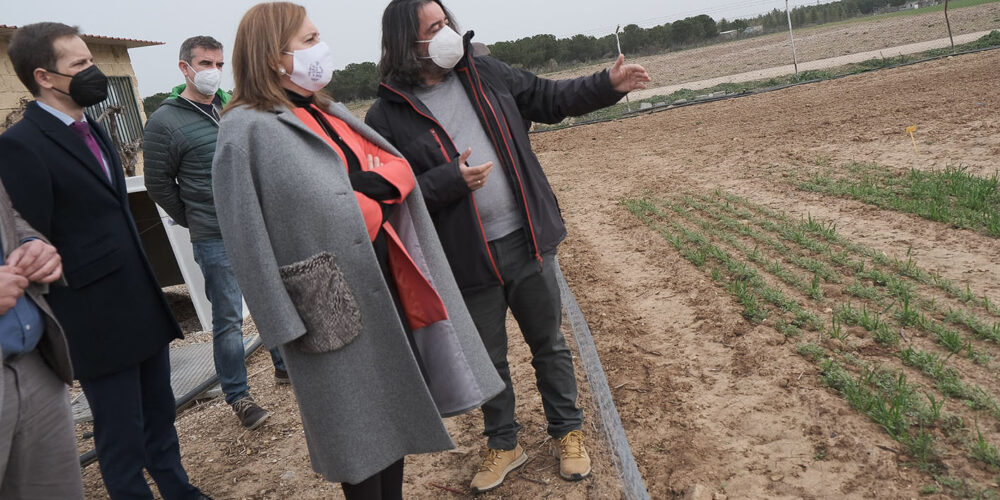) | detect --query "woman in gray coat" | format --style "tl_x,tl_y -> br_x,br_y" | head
213,3 -> 503,498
